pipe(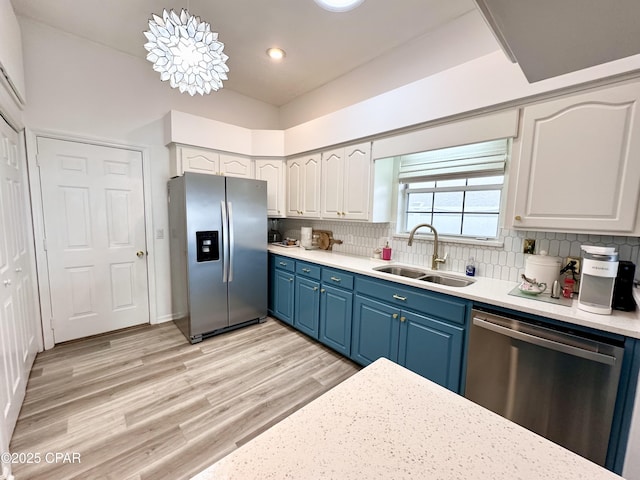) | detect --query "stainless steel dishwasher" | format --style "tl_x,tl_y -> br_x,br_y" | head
465,308 -> 624,466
